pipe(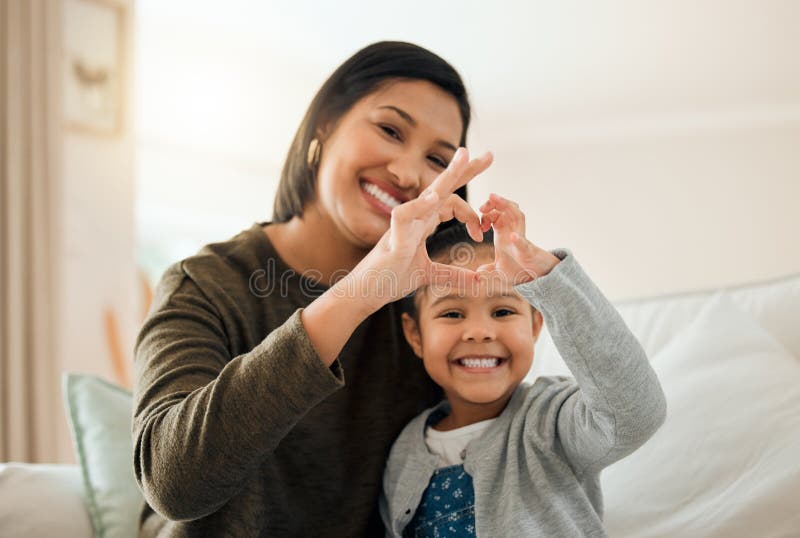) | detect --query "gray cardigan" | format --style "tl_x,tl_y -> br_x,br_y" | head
379,249 -> 667,537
